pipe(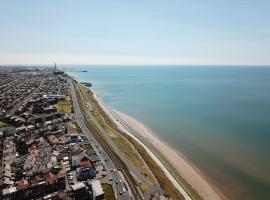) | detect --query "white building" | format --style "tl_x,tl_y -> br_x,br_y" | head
89,180 -> 104,200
